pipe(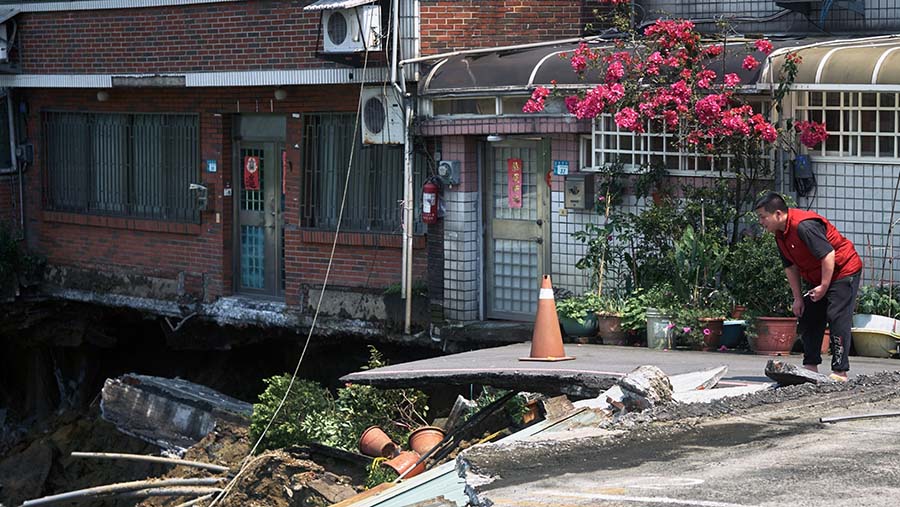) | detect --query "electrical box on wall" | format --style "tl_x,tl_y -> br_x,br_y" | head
437,160 -> 461,185
564,174 -> 594,210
